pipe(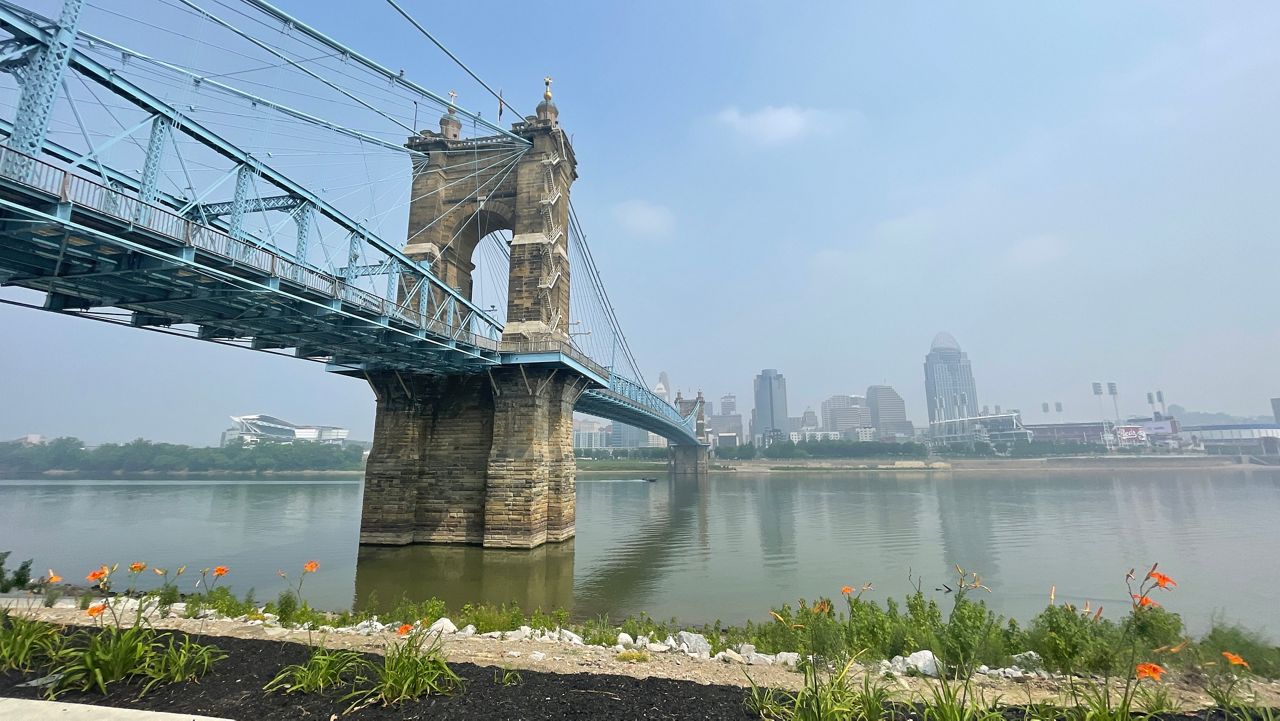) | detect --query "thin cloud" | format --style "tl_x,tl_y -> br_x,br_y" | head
714,105 -> 845,145
612,199 -> 676,239
1003,235 -> 1068,270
